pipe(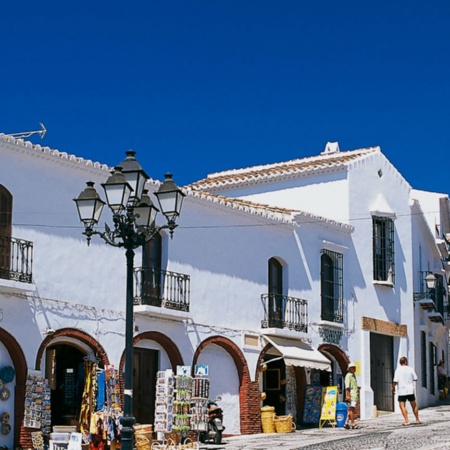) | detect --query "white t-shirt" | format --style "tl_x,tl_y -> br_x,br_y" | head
393,365 -> 418,396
